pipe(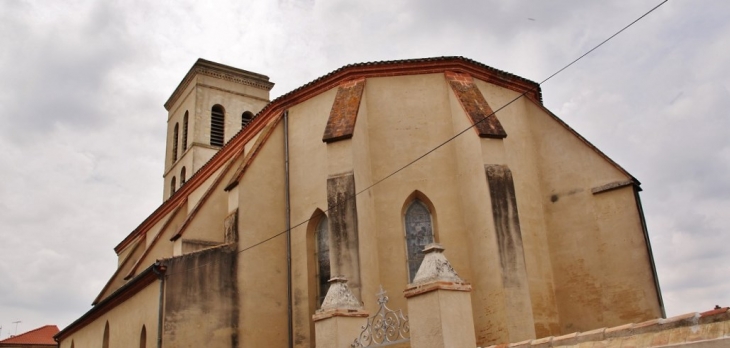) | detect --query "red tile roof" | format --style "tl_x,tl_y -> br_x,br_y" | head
0,325 -> 59,345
